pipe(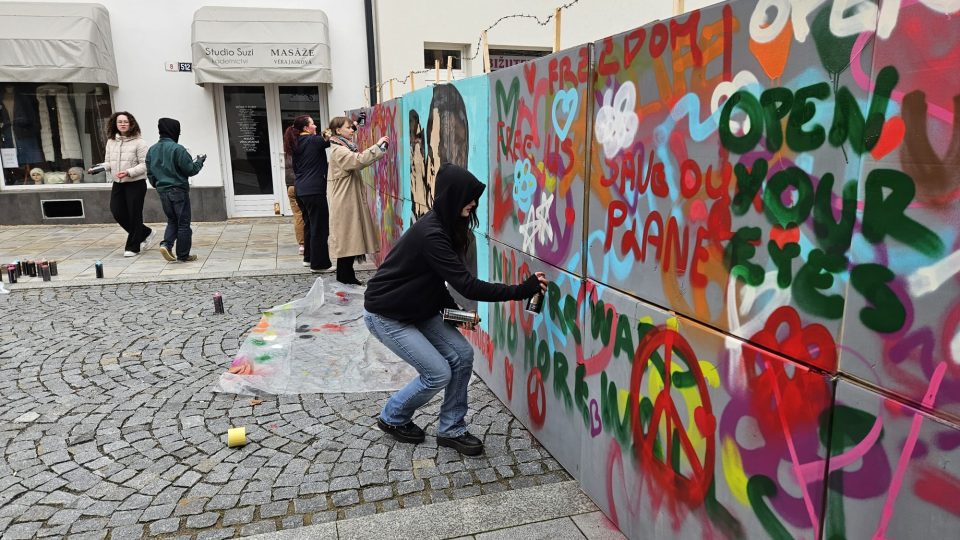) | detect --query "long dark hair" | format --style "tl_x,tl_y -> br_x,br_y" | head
283,115 -> 312,155
106,111 -> 141,139
451,203 -> 478,256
